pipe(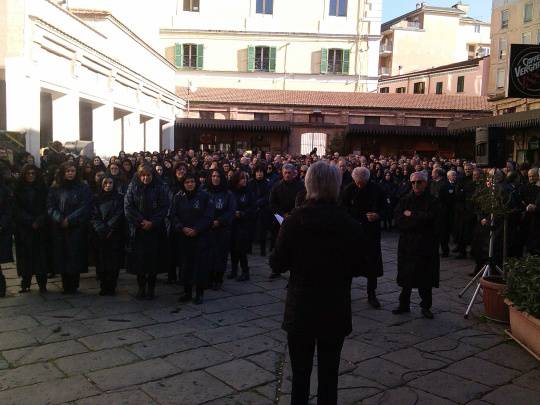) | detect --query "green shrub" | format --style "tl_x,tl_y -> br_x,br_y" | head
505,255 -> 540,318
